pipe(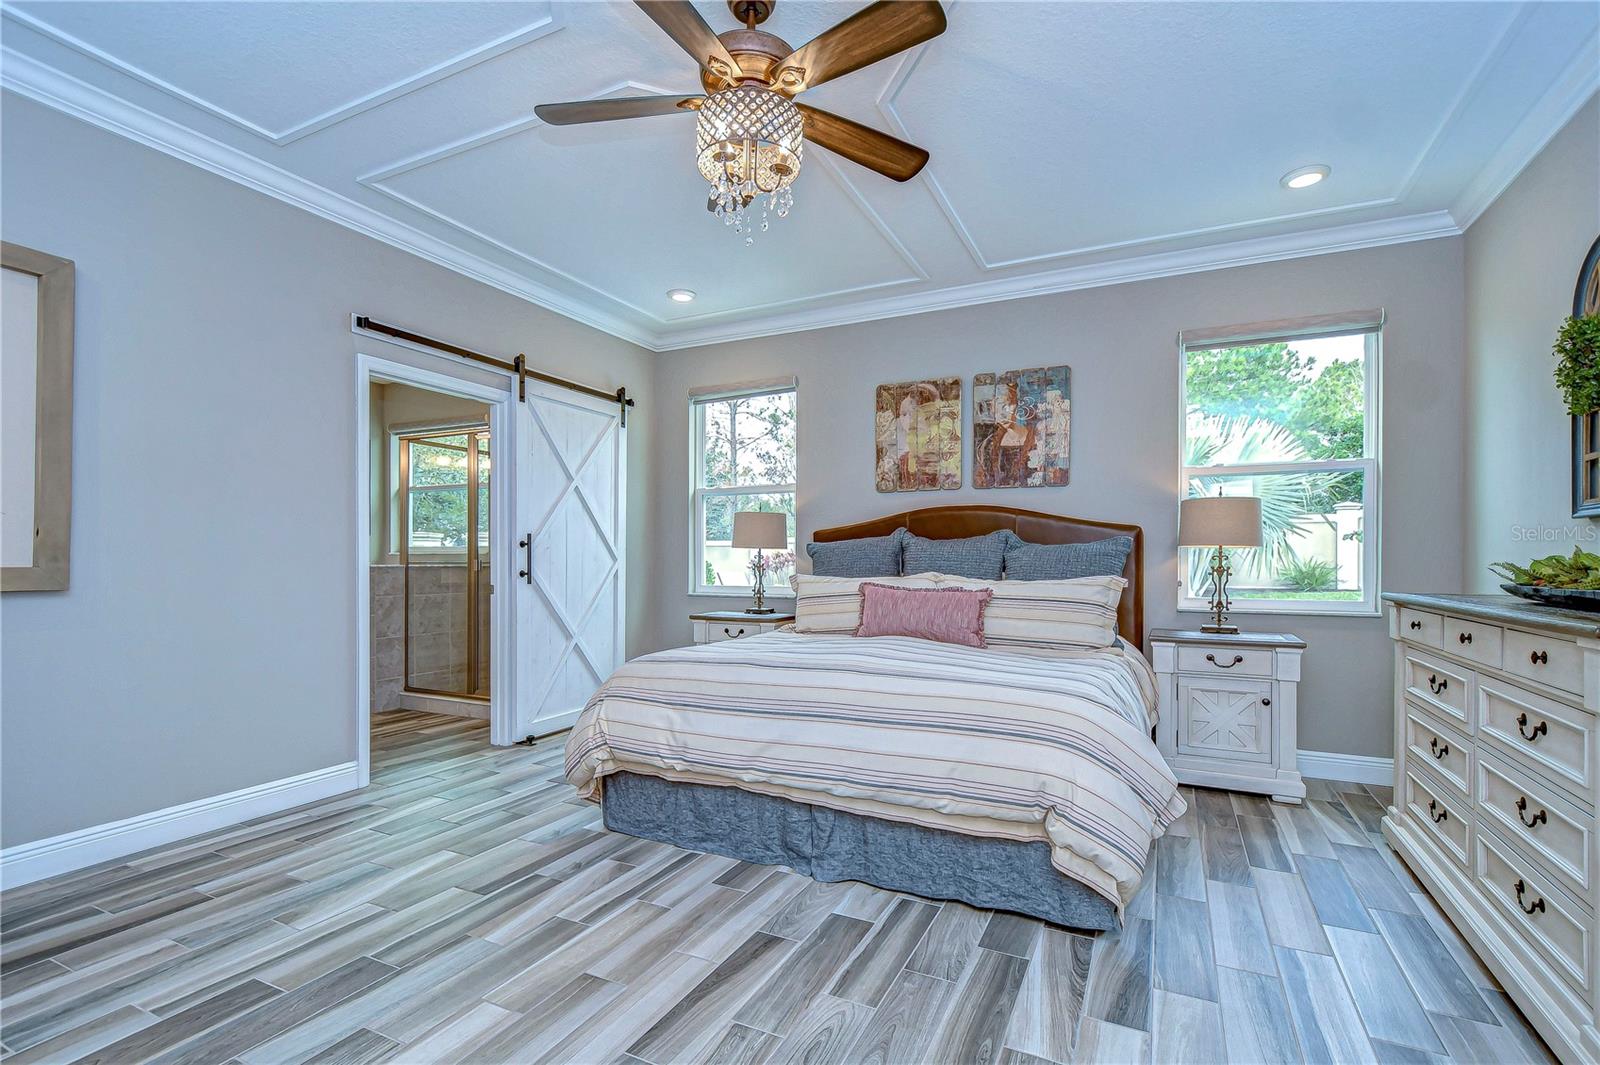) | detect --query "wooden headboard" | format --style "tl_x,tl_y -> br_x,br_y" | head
811,505 -> 1145,648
